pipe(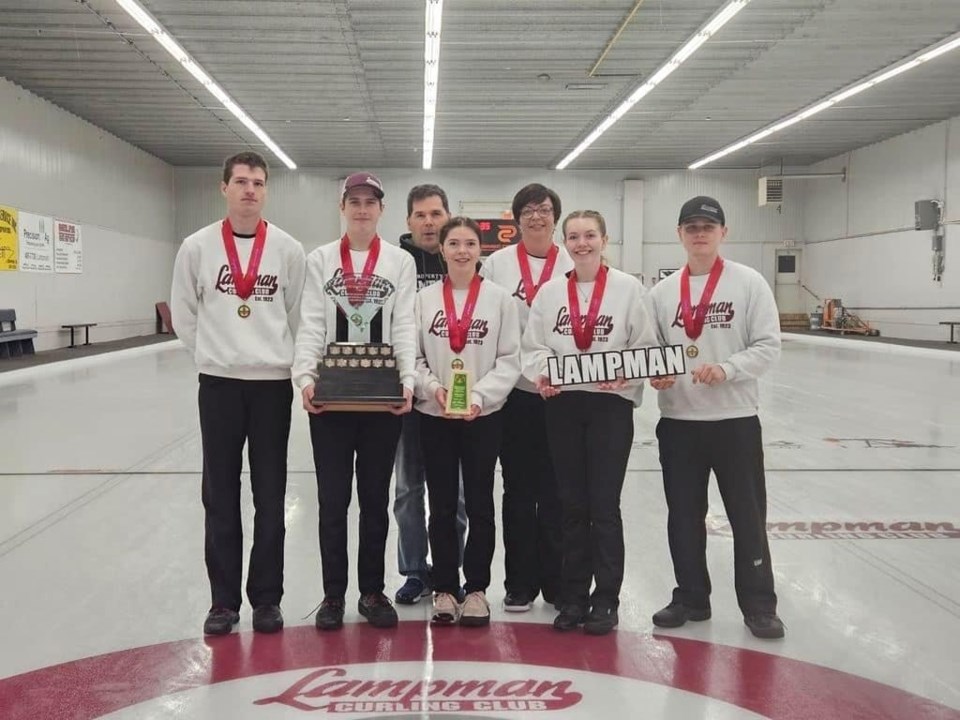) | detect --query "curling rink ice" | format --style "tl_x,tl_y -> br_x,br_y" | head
0,333 -> 958,719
